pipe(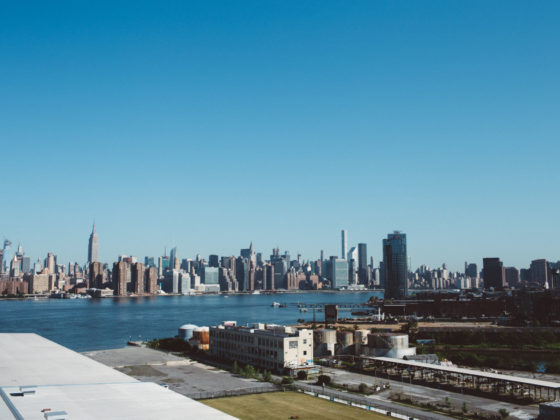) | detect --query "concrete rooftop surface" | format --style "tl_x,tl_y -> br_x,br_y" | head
0,333 -> 237,419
